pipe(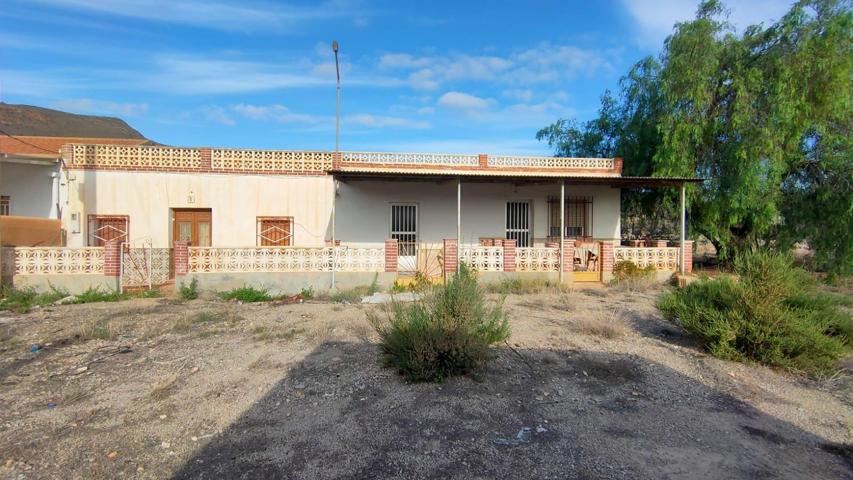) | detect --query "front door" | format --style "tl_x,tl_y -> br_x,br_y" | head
173,209 -> 212,247
390,204 -> 417,273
